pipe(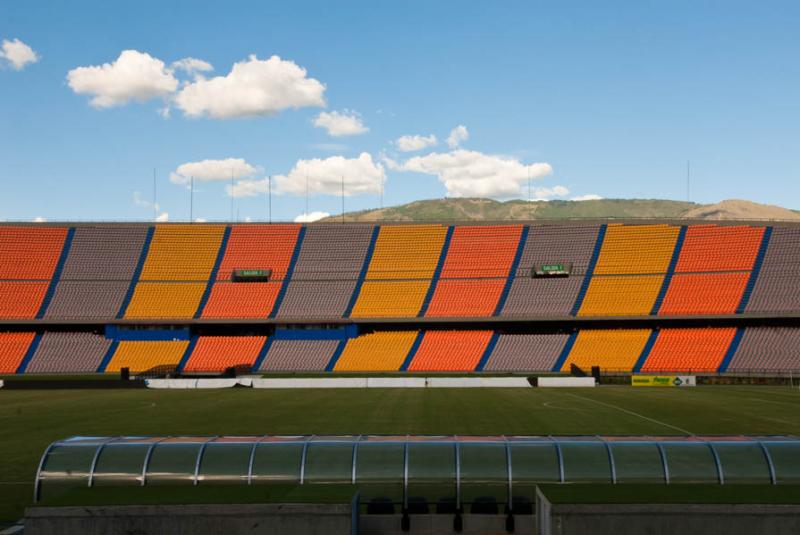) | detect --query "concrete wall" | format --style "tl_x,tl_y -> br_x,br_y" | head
537,496 -> 800,535
25,503 -> 353,535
